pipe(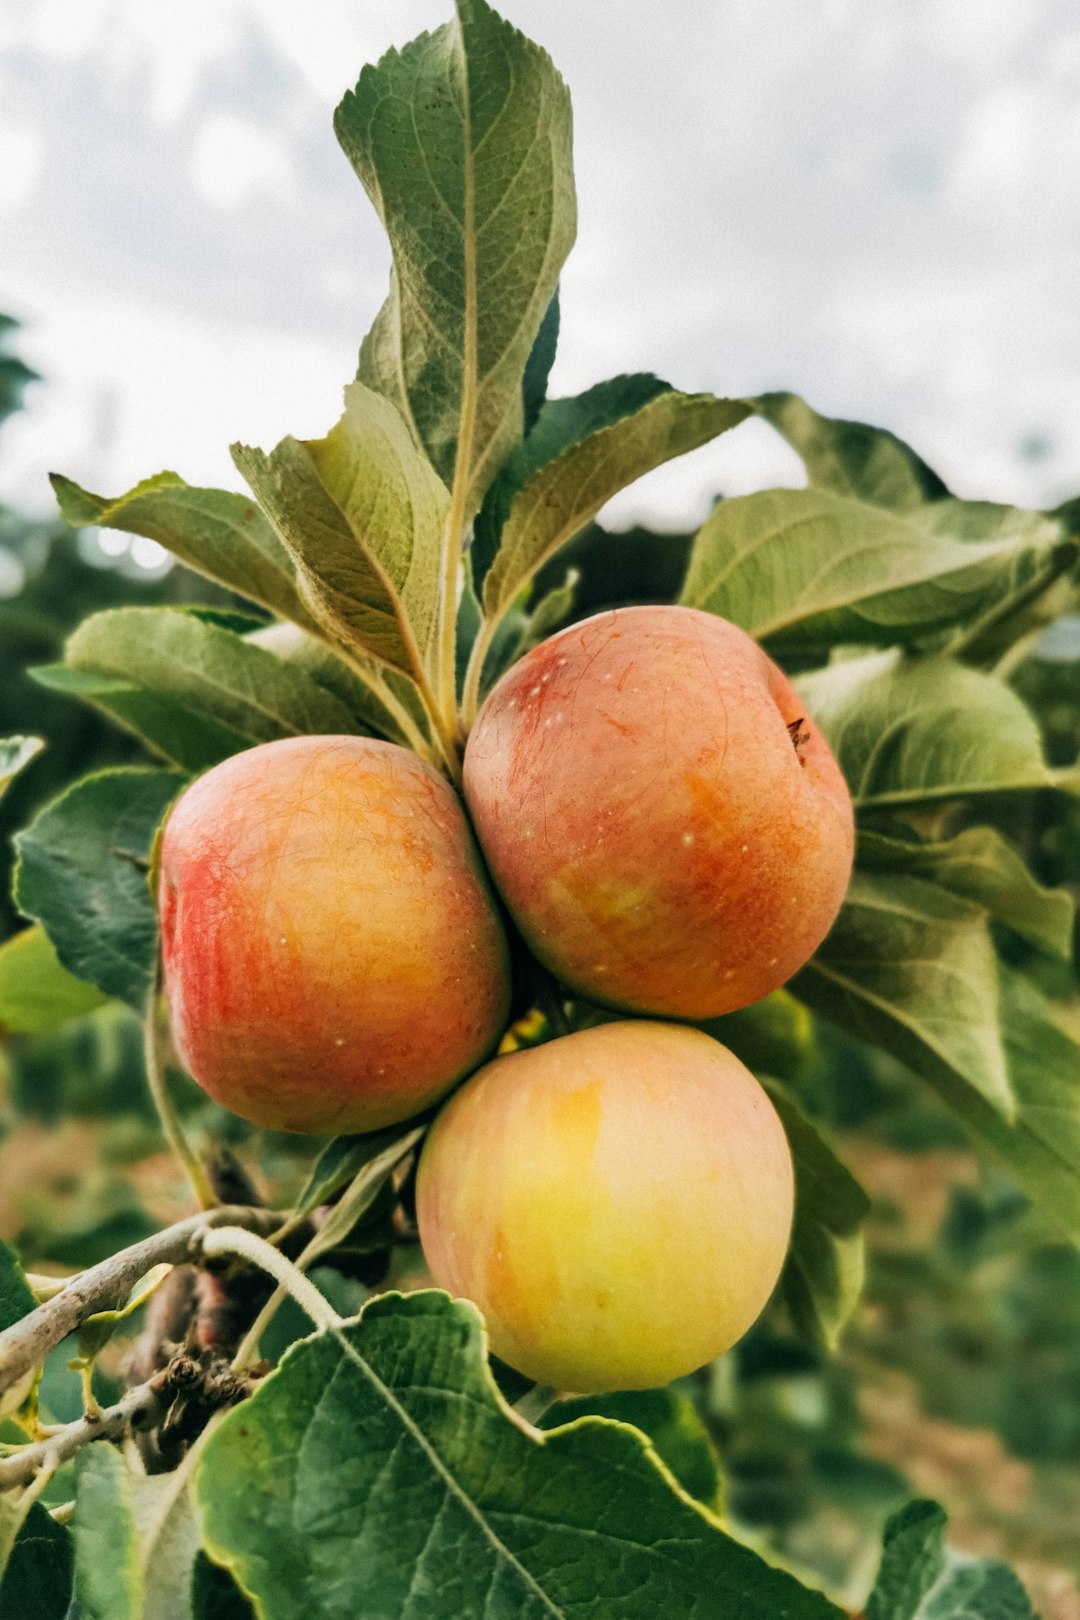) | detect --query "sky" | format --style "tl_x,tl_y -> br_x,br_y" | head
2,0 -> 1080,543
